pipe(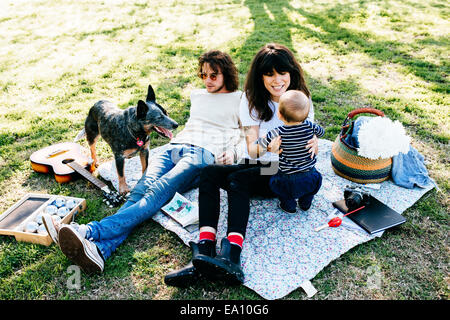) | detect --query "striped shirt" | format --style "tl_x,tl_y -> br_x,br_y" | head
257,120 -> 325,174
